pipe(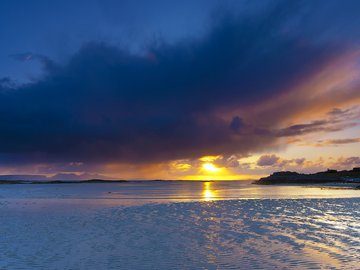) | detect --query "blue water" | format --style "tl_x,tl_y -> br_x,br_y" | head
0,181 -> 359,269
0,180 -> 359,207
